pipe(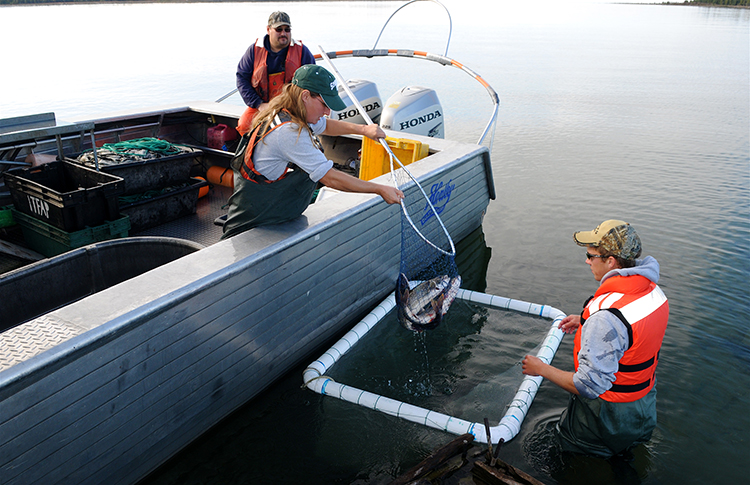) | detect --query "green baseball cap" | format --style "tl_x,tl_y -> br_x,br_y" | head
291,65 -> 347,111
573,219 -> 642,260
